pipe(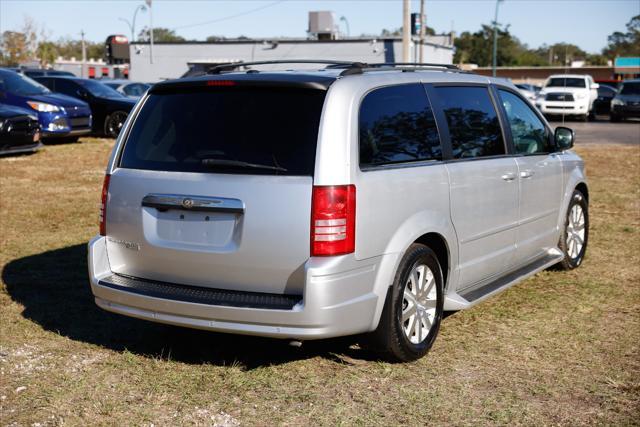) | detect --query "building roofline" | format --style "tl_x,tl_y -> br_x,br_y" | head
130,36 -> 453,49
